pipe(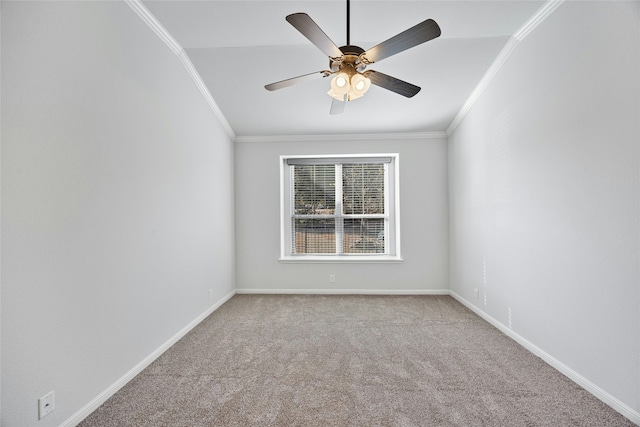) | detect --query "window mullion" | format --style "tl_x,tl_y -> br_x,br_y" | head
289,165 -> 296,254
383,163 -> 389,254
335,164 -> 344,254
